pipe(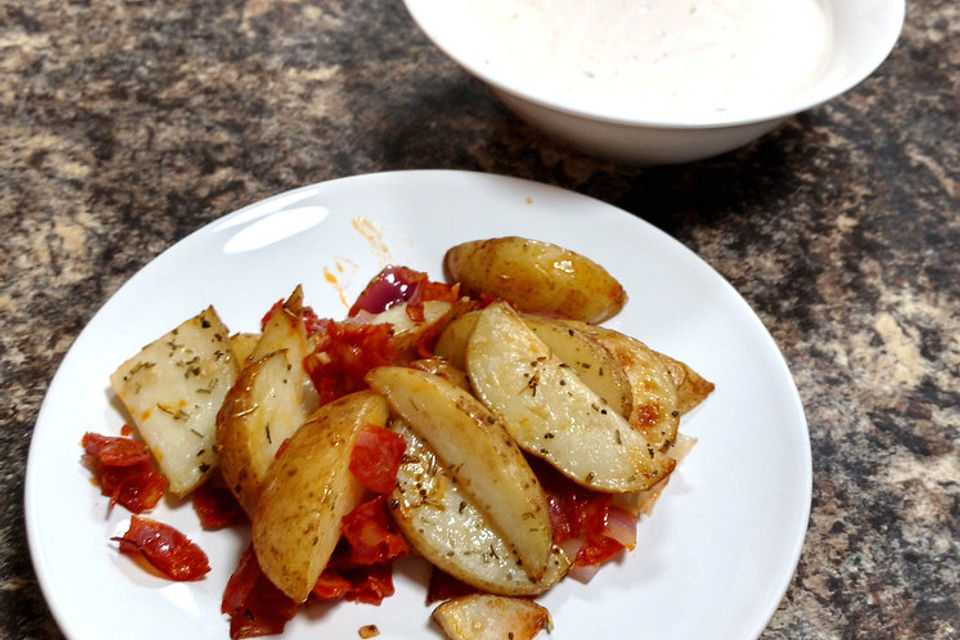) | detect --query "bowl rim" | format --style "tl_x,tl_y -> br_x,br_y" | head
402,0 -> 906,130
